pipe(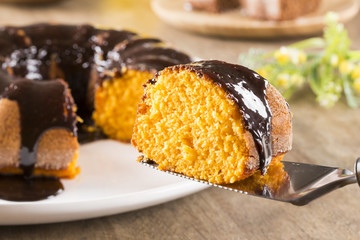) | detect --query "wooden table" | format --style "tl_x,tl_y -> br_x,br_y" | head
0,0 -> 359,239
